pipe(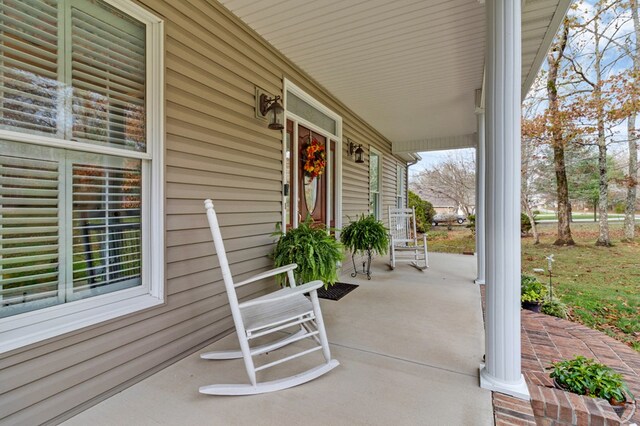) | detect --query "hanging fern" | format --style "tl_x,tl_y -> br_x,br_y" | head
272,218 -> 344,287
340,214 -> 389,257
